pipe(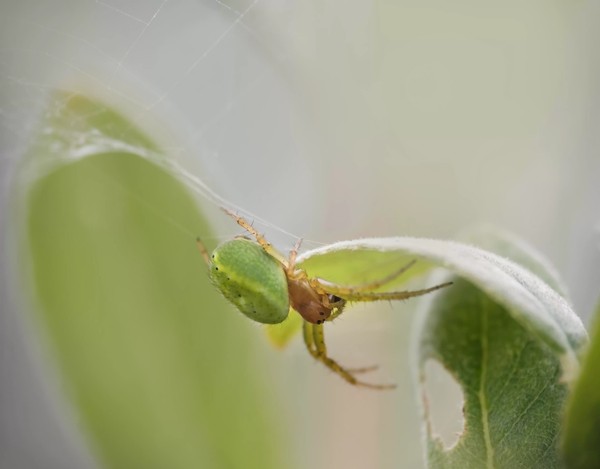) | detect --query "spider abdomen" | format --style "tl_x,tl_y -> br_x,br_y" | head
209,238 -> 289,324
